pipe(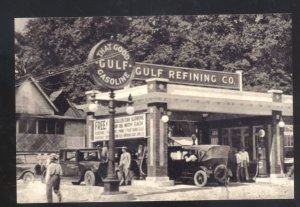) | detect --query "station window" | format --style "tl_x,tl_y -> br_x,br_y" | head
18,119 -> 36,134
38,120 -> 47,134
56,120 -> 65,134
169,121 -> 198,137
18,119 -> 27,133
27,120 -> 36,134
222,127 -> 252,159
47,120 -> 55,134
19,119 -> 65,135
